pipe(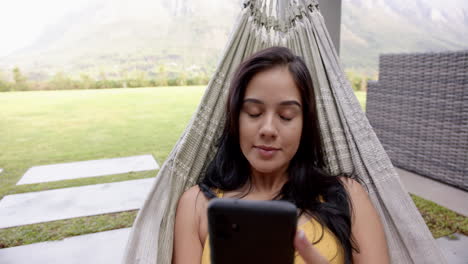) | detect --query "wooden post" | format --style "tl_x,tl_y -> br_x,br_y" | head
317,0 -> 342,55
